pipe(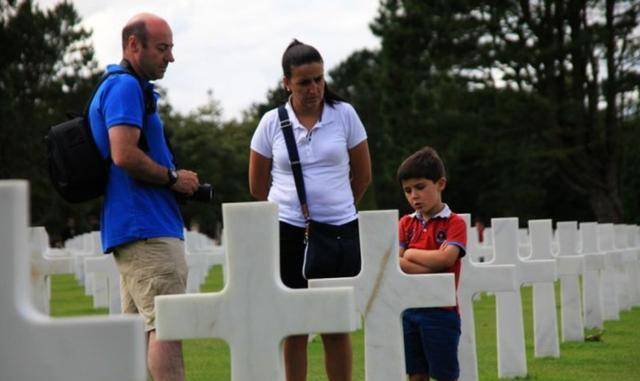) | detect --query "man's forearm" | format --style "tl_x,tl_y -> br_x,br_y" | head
115,147 -> 169,185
